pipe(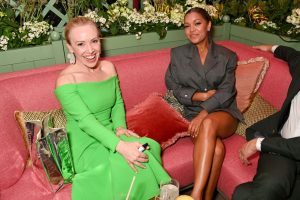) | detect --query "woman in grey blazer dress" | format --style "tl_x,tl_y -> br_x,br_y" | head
165,8 -> 243,200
